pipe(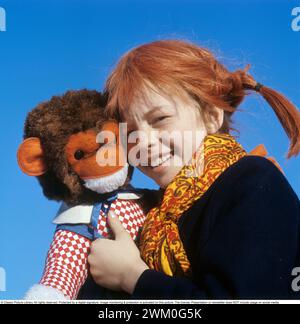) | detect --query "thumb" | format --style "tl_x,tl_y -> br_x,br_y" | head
107,211 -> 129,240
